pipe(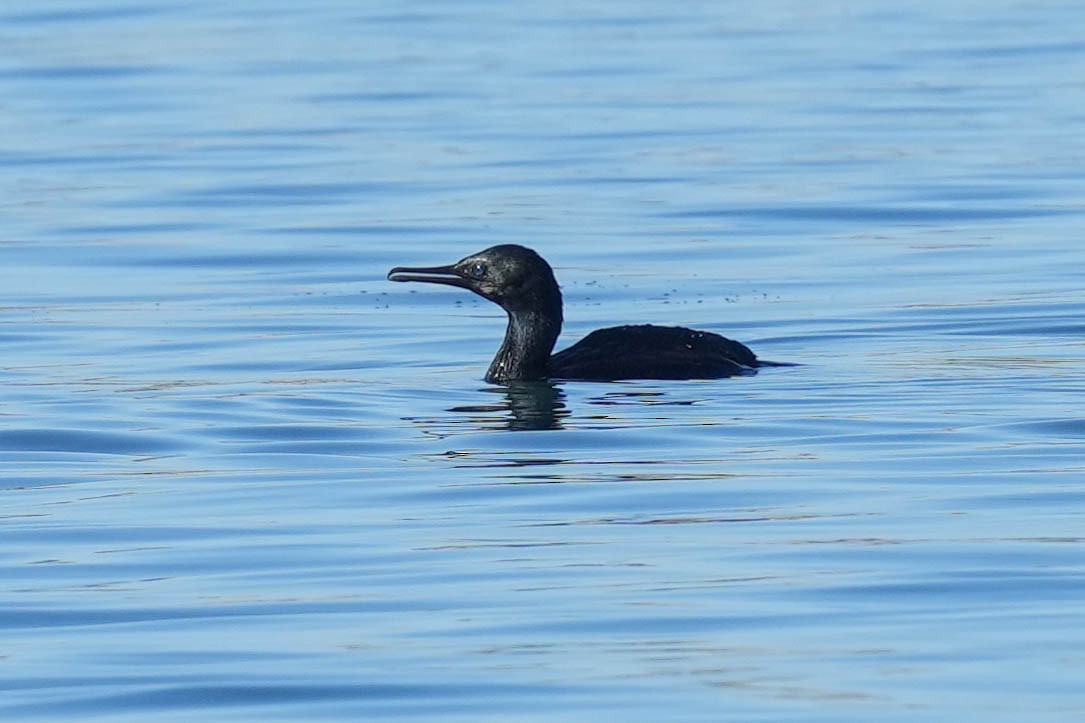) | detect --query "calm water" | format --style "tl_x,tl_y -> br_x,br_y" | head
3,1 -> 1085,720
